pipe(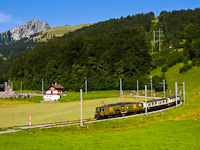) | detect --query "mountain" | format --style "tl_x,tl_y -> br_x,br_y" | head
7,12 -> 154,91
31,23 -> 91,42
1,8 -> 200,91
10,19 -> 50,40
0,31 -> 12,45
0,23 -> 92,83
0,19 -> 50,45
